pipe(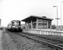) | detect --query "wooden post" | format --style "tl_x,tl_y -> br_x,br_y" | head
31,21 -> 33,29
50,21 -> 52,29
47,21 -> 48,29
36,19 -> 38,29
